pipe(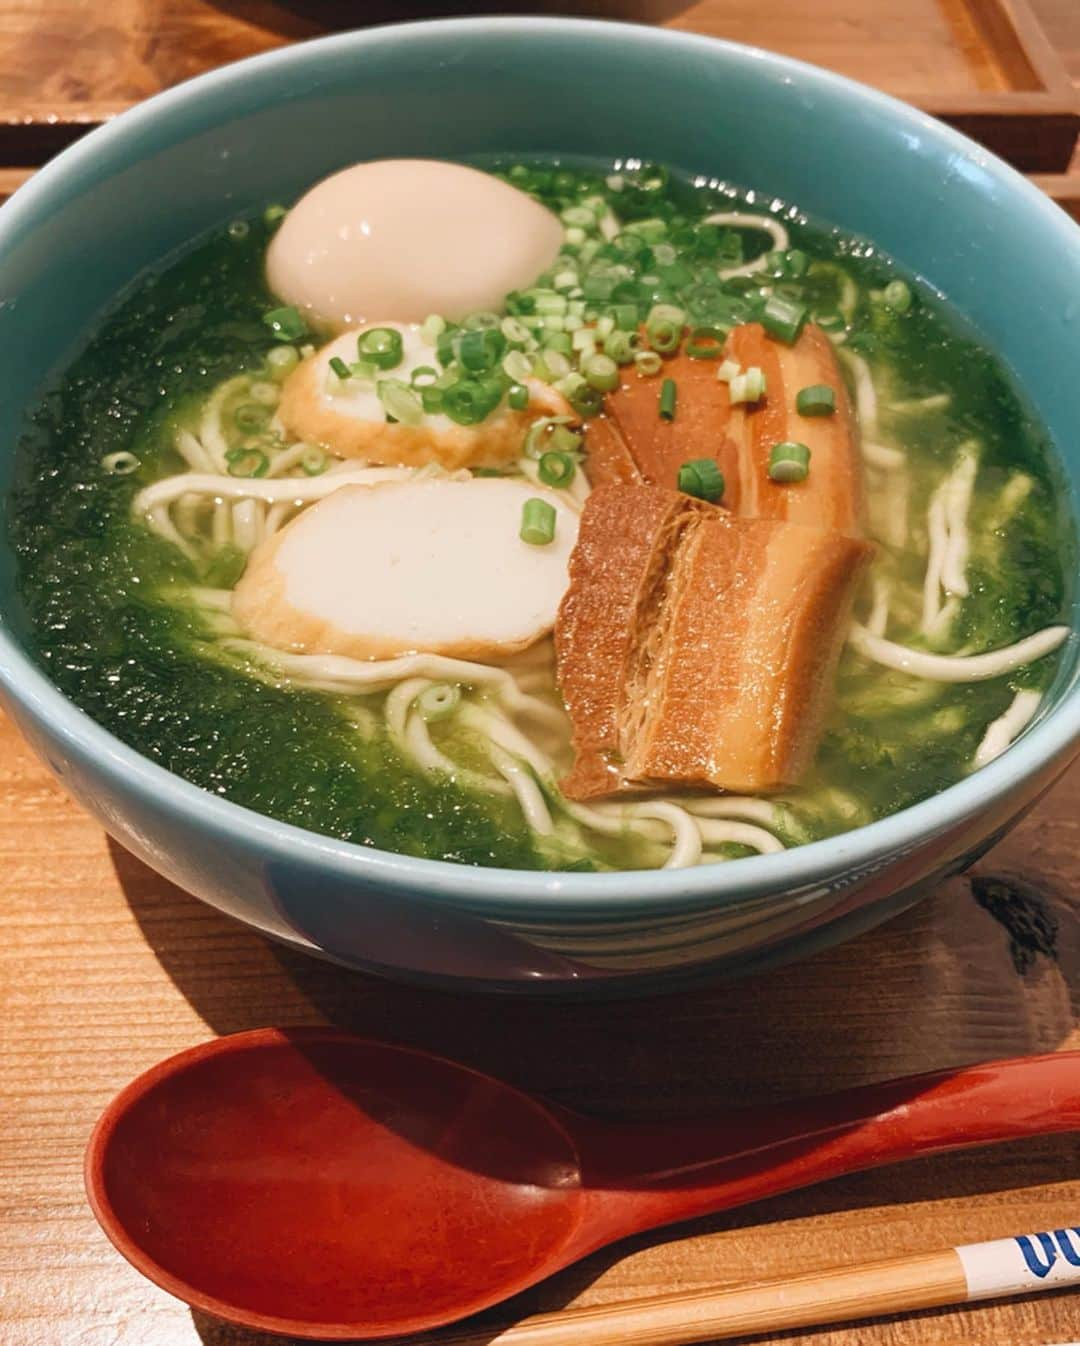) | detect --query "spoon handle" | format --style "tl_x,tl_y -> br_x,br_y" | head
571,1052 -> 1080,1234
